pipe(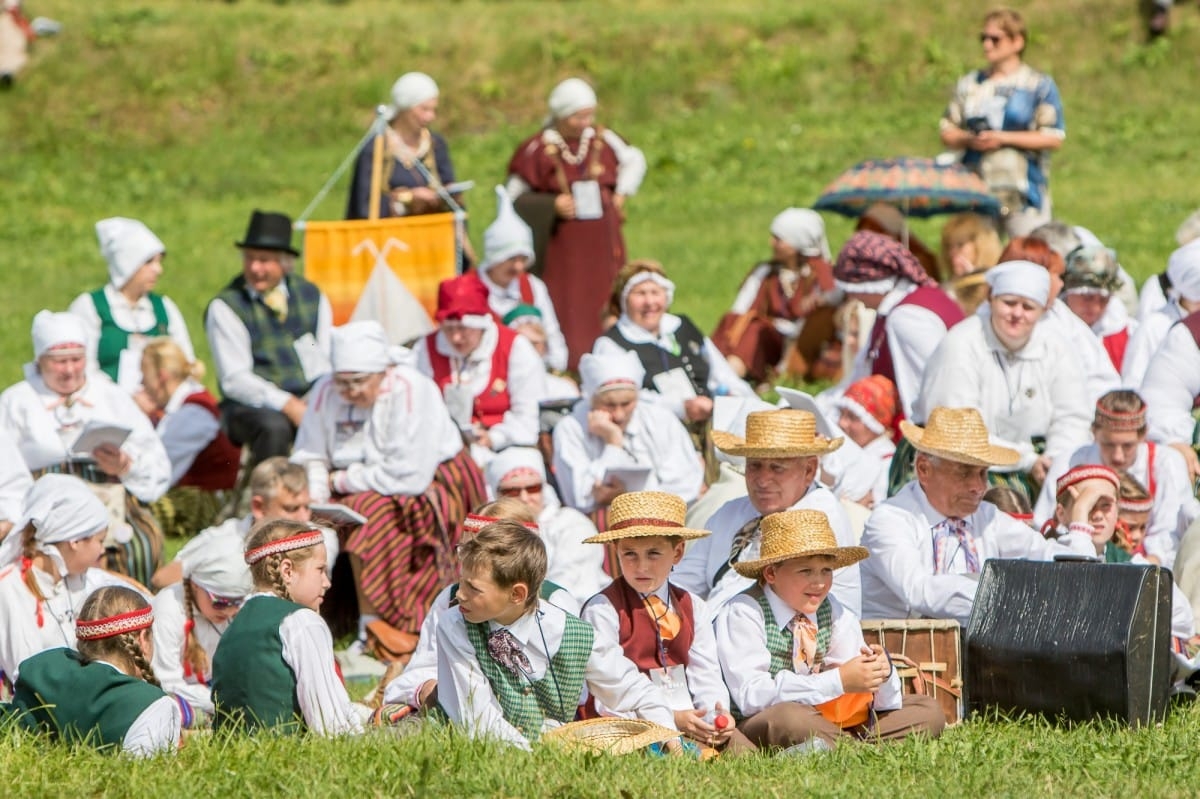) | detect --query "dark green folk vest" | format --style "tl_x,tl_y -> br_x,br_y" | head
90,288 -> 170,382
211,595 -> 305,733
